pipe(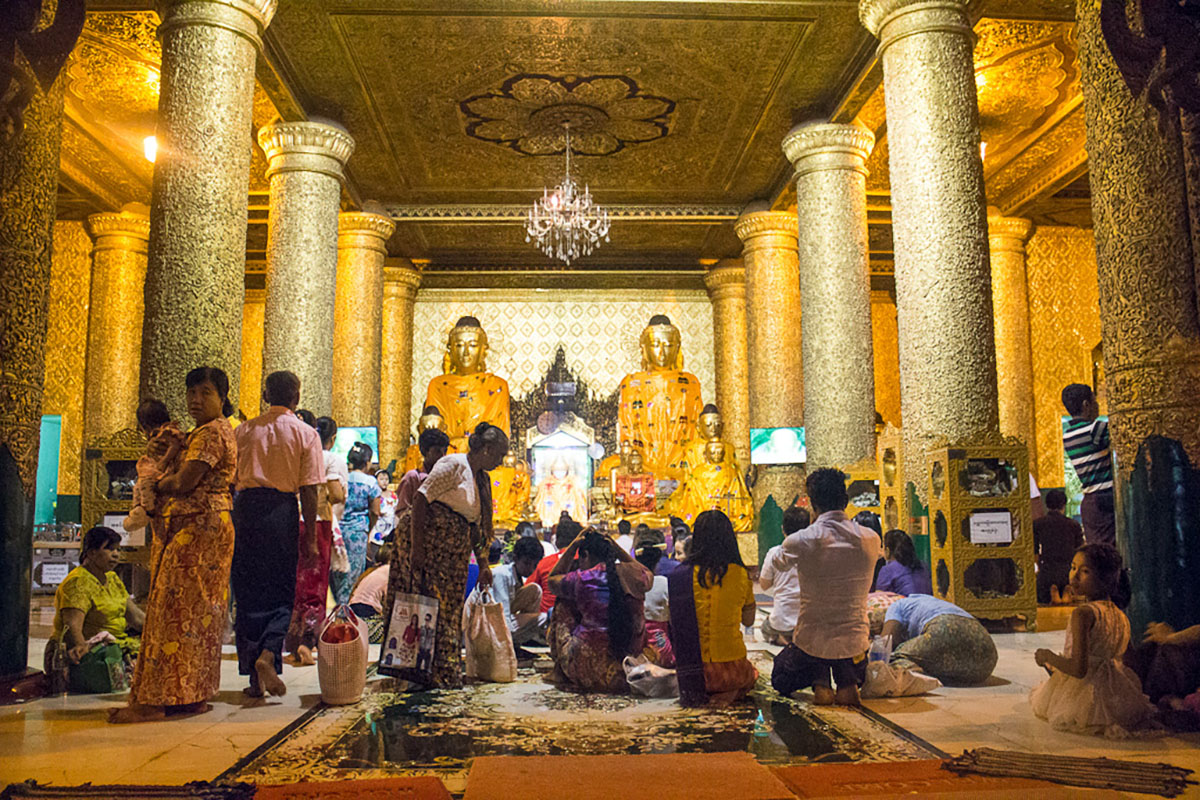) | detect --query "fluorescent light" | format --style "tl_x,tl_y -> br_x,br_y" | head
143,135 -> 157,163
